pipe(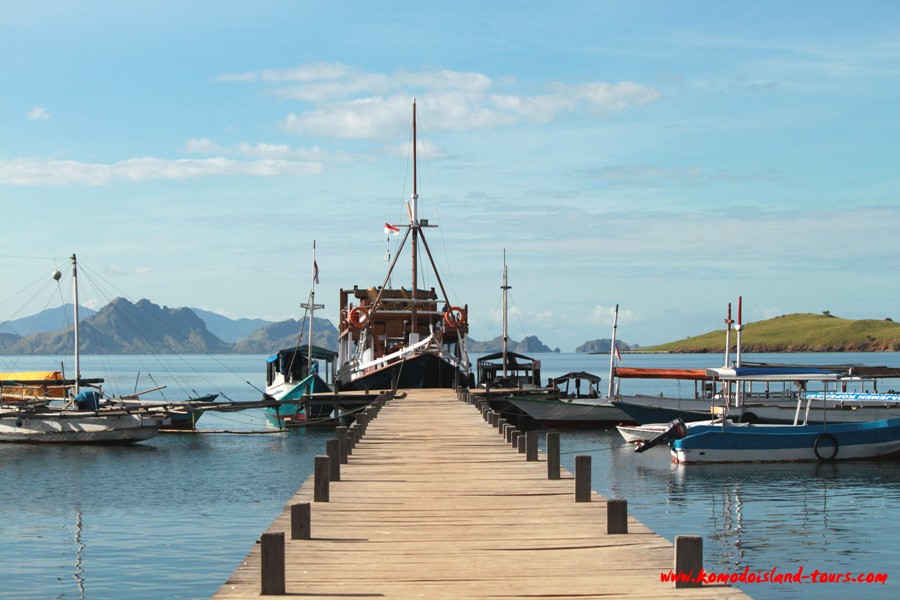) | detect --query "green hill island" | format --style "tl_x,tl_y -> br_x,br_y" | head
642,312 -> 900,353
